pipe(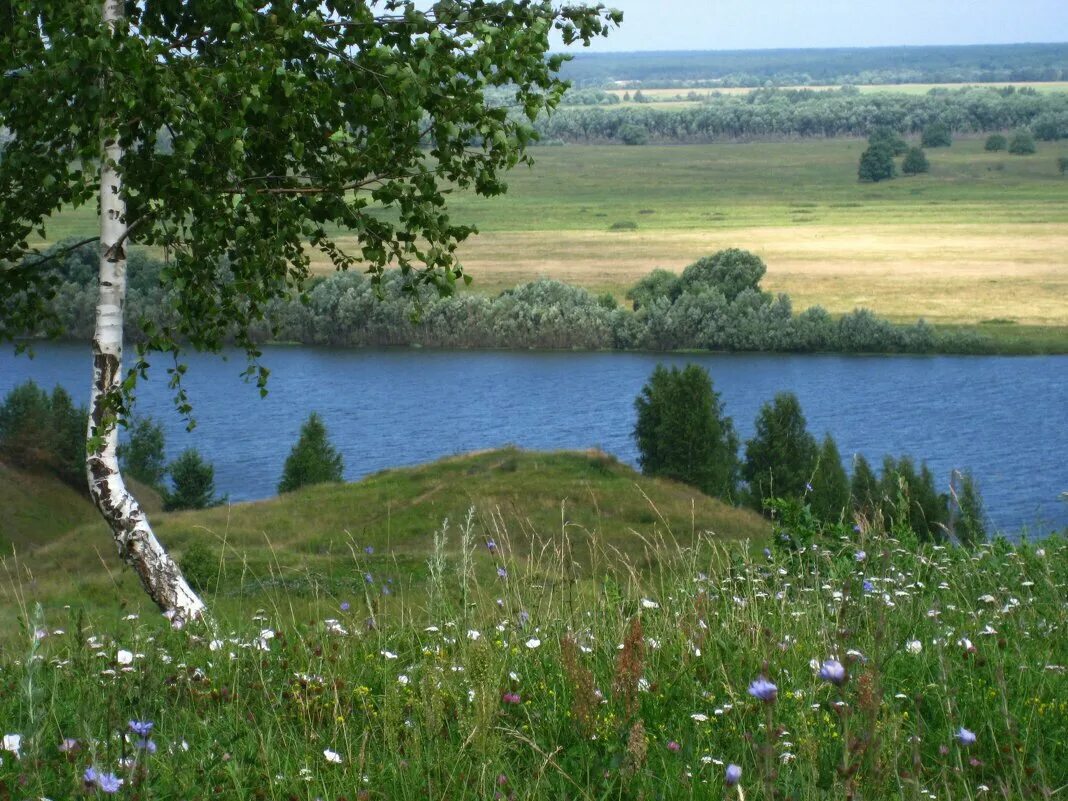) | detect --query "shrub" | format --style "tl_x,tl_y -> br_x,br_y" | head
920,122 -> 952,148
278,412 -> 344,494
858,142 -> 896,182
743,392 -> 818,512
850,453 -> 880,515
867,126 -> 908,156
633,364 -> 740,501
951,470 -> 986,547
676,248 -> 768,303
179,540 -> 218,592
609,220 -> 637,231
1008,130 -> 1036,155
618,123 -> 648,145
901,146 -> 930,175
809,434 -> 850,522
165,449 -> 222,511
984,133 -> 1008,152
626,269 -> 679,311
1059,156 -> 1068,175
879,456 -> 948,543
